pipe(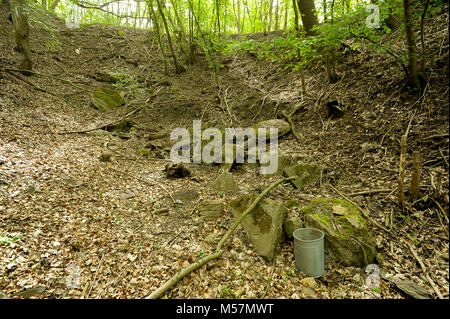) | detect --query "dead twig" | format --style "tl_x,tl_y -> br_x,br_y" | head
329,185 -> 390,233
398,135 -> 407,210
432,199 -> 449,240
85,254 -> 105,299
281,110 -> 303,143
348,189 -> 392,197
58,108 -> 141,134
423,133 -> 449,141
438,148 -> 449,167
407,243 -> 444,299
104,142 -> 172,163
